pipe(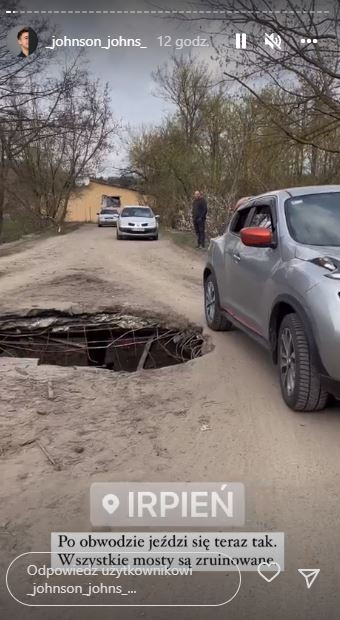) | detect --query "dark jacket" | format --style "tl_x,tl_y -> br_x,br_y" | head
192,197 -> 208,221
